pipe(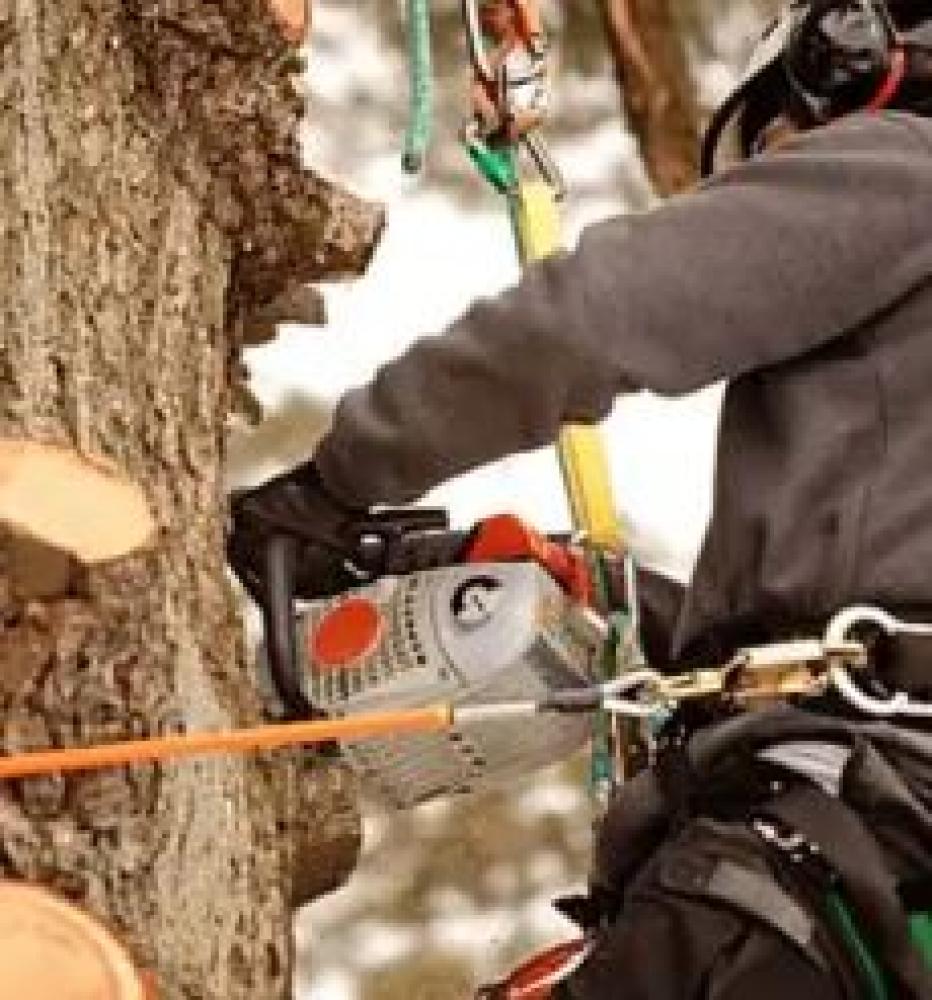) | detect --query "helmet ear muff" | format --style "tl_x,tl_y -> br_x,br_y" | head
699,5 -> 798,177
781,0 -> 900,124
701,0 -> 932,178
